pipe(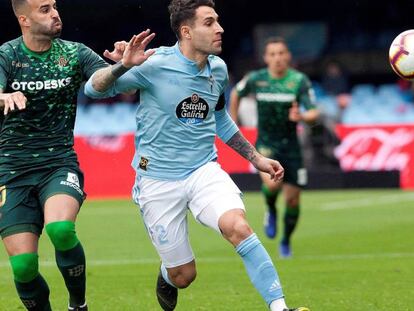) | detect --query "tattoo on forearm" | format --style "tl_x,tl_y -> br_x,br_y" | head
92,62 -> 129,92
226,131 -> 257,162
92,67 -> 116,92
